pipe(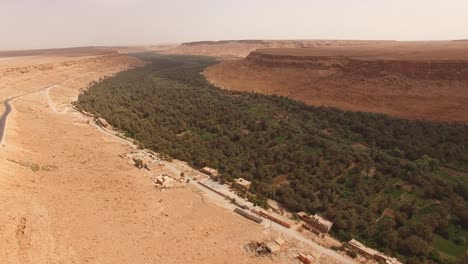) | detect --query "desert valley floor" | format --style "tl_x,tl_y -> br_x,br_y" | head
0,51 -> 352,264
